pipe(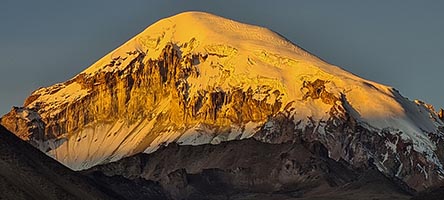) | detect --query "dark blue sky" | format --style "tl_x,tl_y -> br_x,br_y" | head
1,0 -> 443,115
